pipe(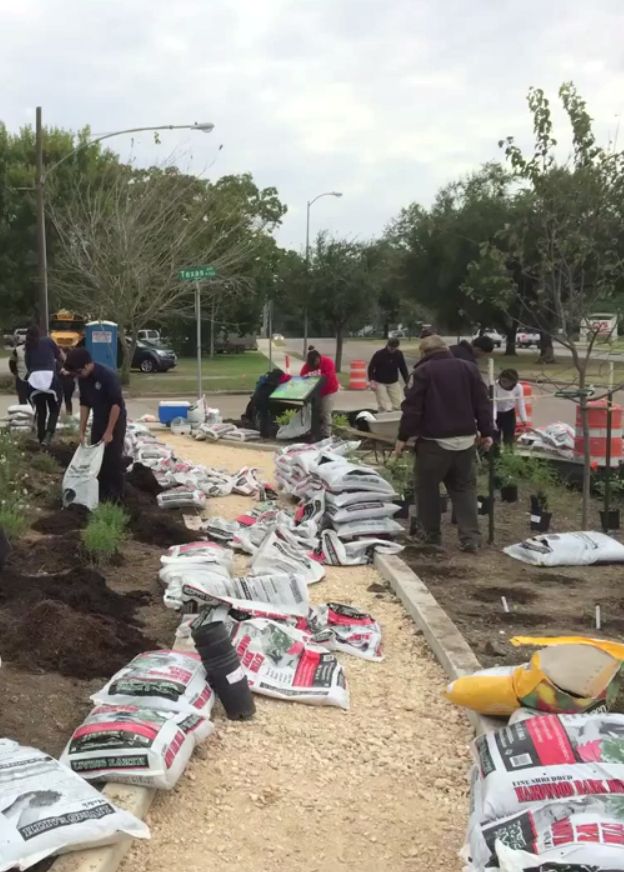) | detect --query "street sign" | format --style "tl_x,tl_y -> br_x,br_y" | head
178,265 -> 216,281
